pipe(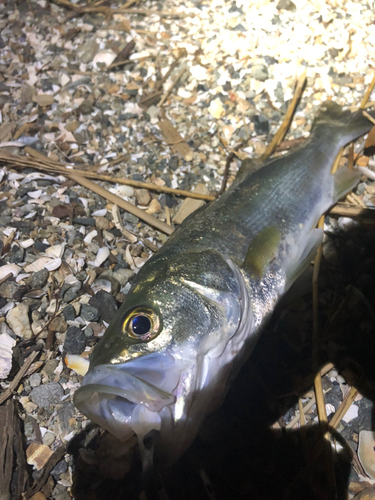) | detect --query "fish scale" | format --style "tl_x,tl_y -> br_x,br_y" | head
74,101 -> 374,465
